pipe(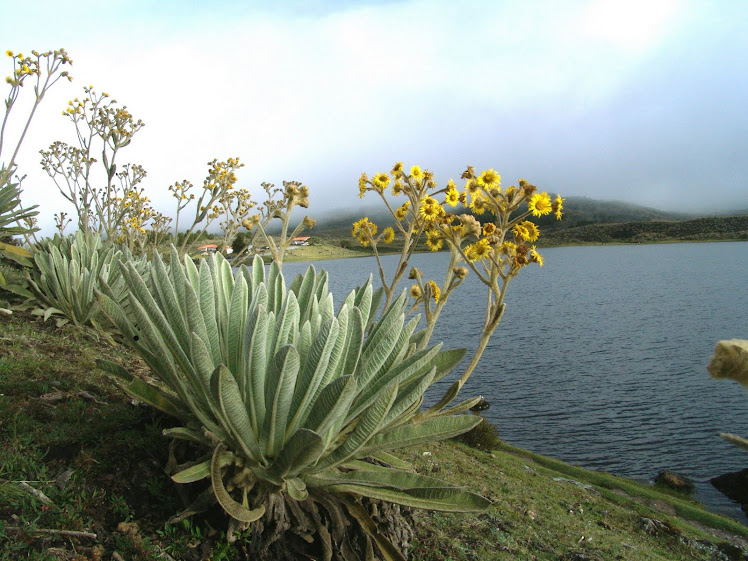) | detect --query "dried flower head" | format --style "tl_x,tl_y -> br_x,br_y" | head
458,214 -> 482,238
453,266 -> 469,279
